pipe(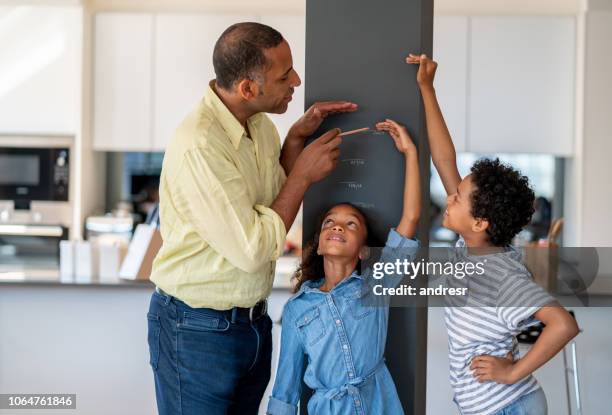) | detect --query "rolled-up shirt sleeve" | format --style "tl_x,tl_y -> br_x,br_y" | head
172,146 -> 287,274
496,275 -> 555,333
369,228 -> 420,289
